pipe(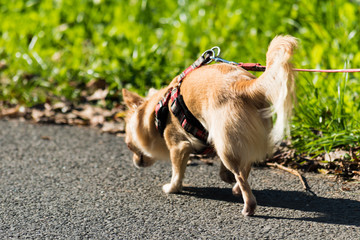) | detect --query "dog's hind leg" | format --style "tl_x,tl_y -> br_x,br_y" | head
233,163 -> 257,216
162,141 -> 191,194
211,128 -> 258,215
218,153 -> 257,216
231,163 -> 250,196
219,162 -> 236,184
